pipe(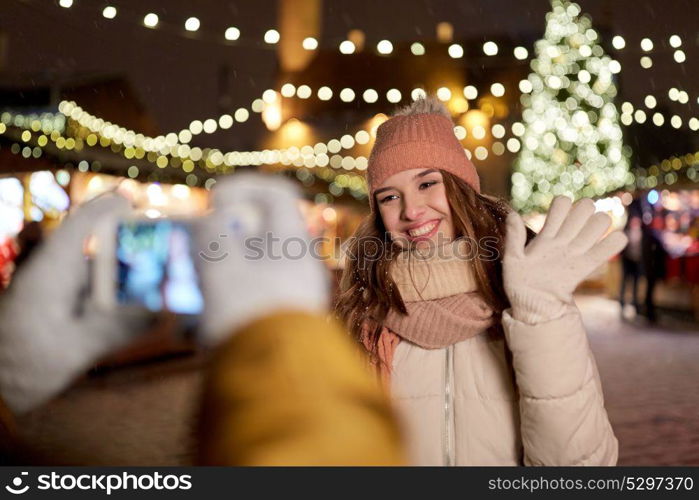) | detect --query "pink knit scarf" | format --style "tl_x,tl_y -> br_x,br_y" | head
363,240 -> 497,382
383,292 -> 494,349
